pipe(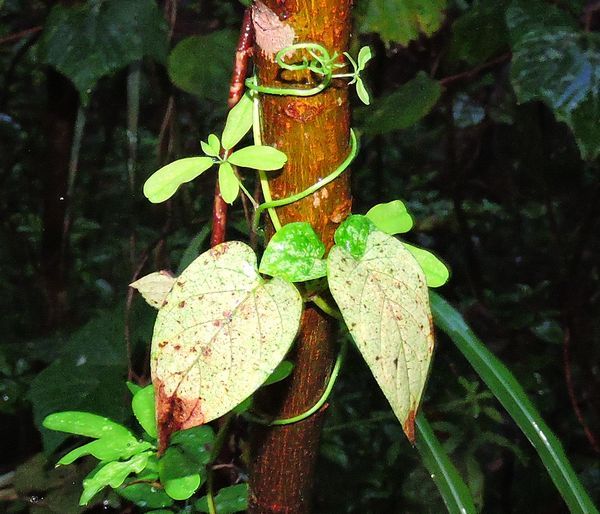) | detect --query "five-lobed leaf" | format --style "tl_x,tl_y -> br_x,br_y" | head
222,92 -> 254,150
144,157 -> 215,203
218,161 -> 240,204
227,145 -> 287,170
151,241 -> 303,450
259,222 -> 327,282
328,220 -> 435,441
